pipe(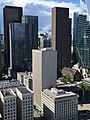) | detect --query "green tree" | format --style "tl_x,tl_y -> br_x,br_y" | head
79,82 -> 89,90
61,74 -> 71,84
79,82 -> 90,100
